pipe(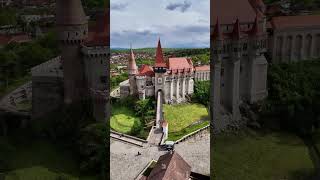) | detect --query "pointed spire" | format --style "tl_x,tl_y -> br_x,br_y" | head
155,38 -> 166,67
56,0 -> 87,25
128,44 -> 138,75
248,16 -> 259,36
213,17 -> 223,41
231,18 -> 241,40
